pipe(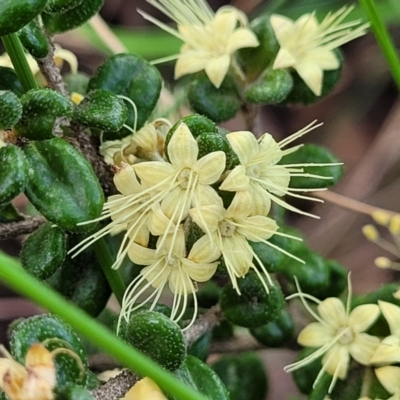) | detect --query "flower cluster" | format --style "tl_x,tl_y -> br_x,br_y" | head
138,0 -> 259,88
71,119 -> 336,328
271,6 -> 369,95
285,277 -> 400,398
